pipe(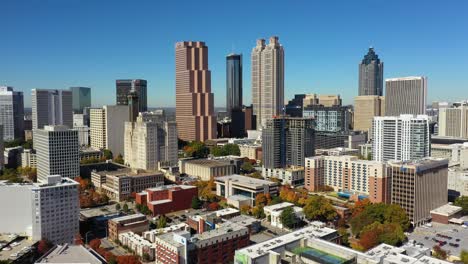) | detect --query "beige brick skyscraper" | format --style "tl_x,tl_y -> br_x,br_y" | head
175,41 -> 216,142
354,95 -> 385,133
